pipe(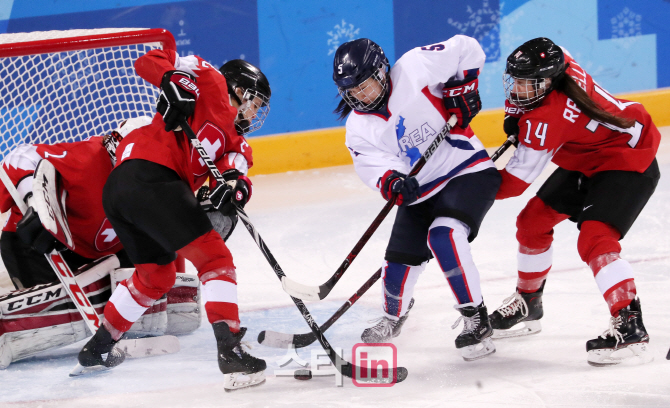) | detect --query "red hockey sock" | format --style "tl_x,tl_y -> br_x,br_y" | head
177,230 -> 240,332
